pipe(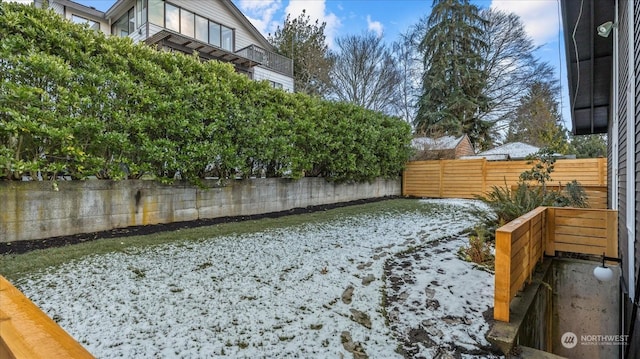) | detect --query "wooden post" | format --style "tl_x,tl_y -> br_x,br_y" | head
402,168 -> 407,196
481,158 -> 487,195
438,160 -> 444,198
494,229 -> 512,322
545,207 -> 555,256
527,218 -> 533,284
598,157 -> 606,186
540,209 -> 546,261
